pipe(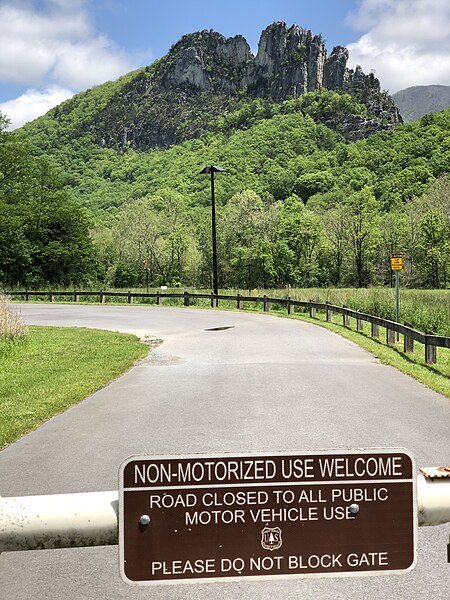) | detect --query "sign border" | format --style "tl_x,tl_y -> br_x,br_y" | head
119,448 -> 417,586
